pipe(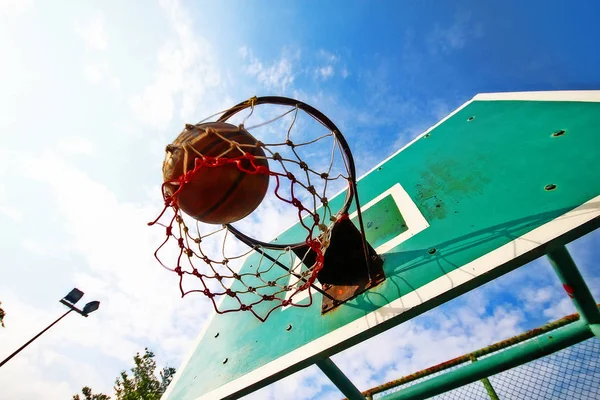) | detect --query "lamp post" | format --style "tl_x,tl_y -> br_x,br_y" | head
0,288 -> 100,368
